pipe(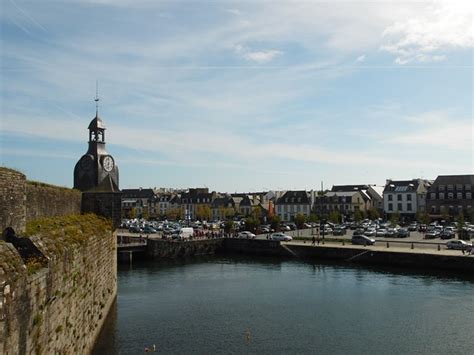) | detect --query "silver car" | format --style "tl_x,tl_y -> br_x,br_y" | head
270,233 -> 293,241
446,240 -> 472,250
